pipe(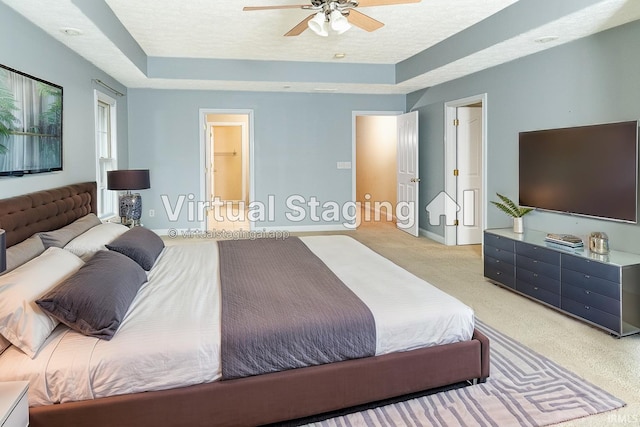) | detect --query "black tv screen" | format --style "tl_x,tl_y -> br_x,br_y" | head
519,120 -> 638,223
0,64 -> 63,176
